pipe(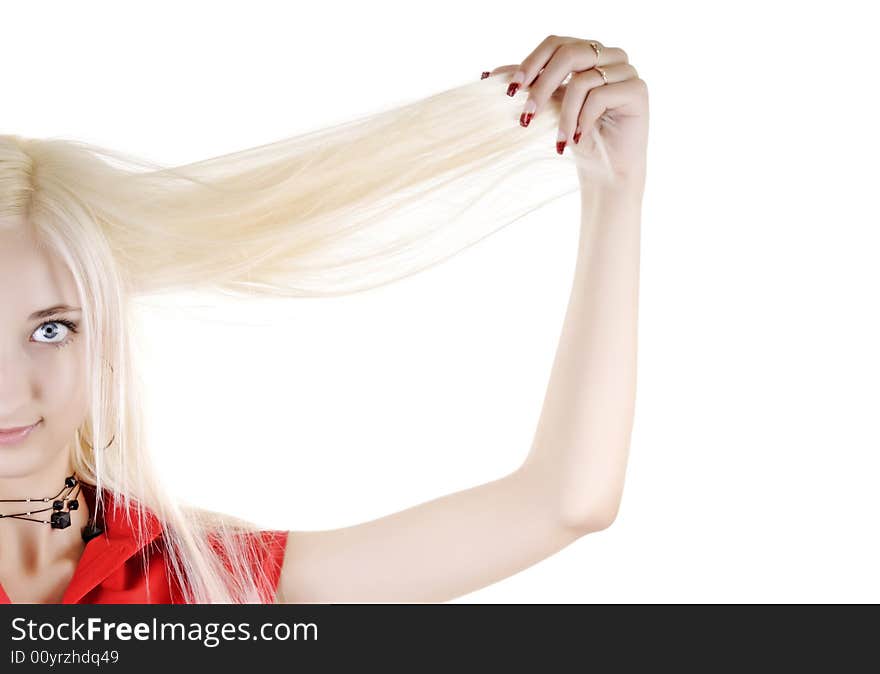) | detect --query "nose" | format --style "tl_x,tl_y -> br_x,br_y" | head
0,348 -> 38,423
